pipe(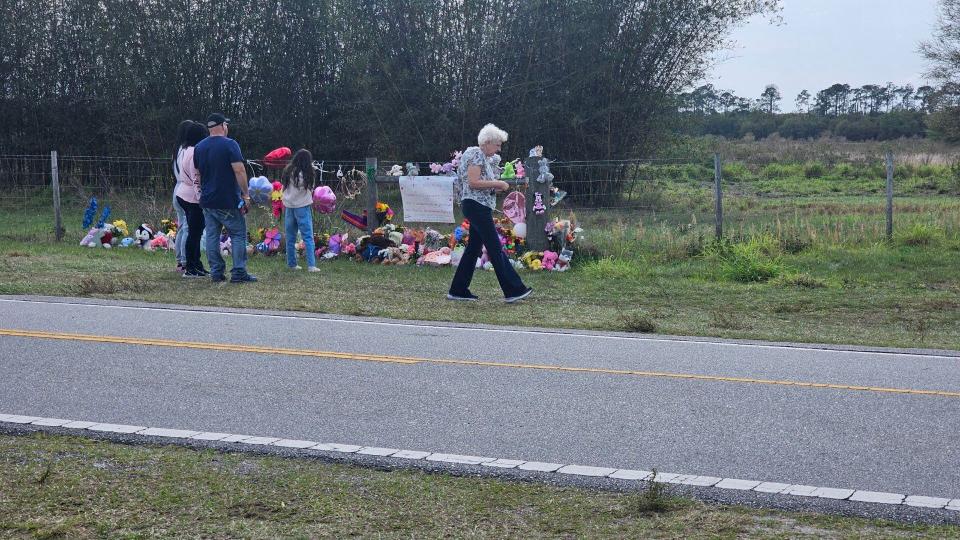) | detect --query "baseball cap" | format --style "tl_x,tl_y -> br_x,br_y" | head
206,113 -> 231,128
